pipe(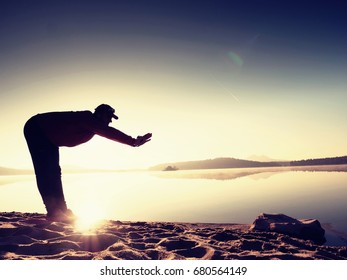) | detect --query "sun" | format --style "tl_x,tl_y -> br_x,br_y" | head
73,205 -> 106,233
